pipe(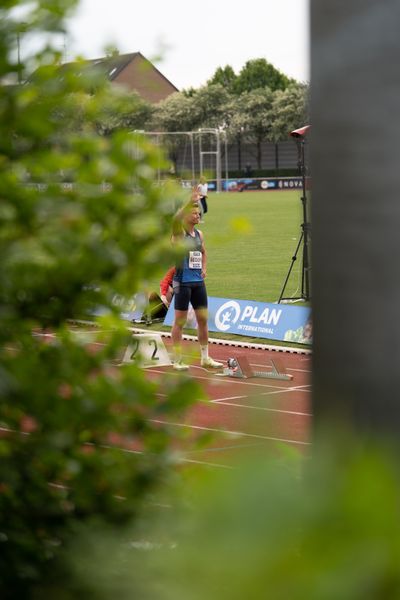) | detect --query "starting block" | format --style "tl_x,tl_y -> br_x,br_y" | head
217,355 -> 293,381
122,333 -> 172,368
